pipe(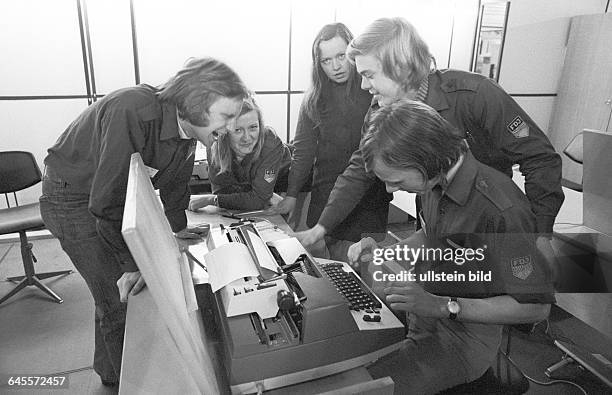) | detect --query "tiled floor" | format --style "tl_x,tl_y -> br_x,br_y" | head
1,233 -> 610,394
